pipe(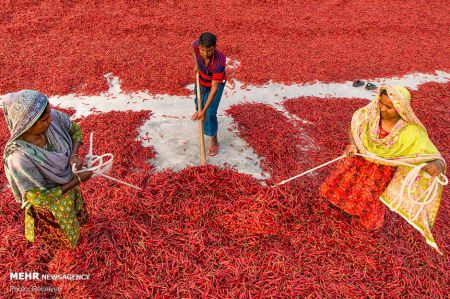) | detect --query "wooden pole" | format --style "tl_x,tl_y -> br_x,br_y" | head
196,72 -> 207,165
